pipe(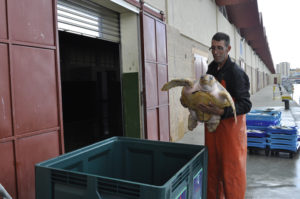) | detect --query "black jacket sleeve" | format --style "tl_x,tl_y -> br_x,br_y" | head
221,65 -> 252,119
